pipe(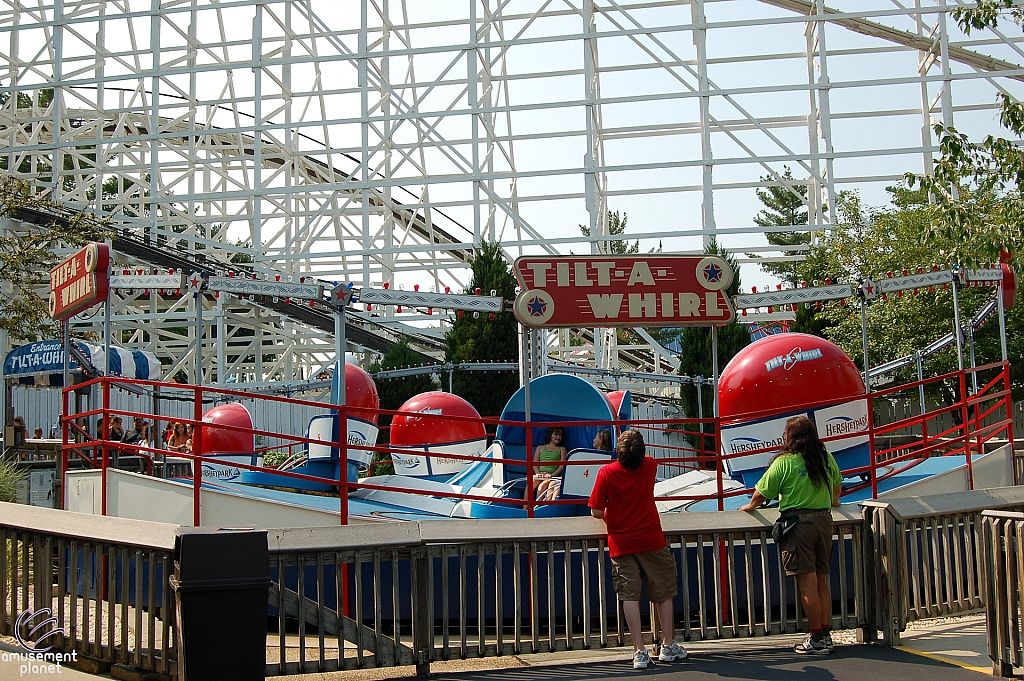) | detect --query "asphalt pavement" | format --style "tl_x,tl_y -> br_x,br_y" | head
433,645 -> 990,681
